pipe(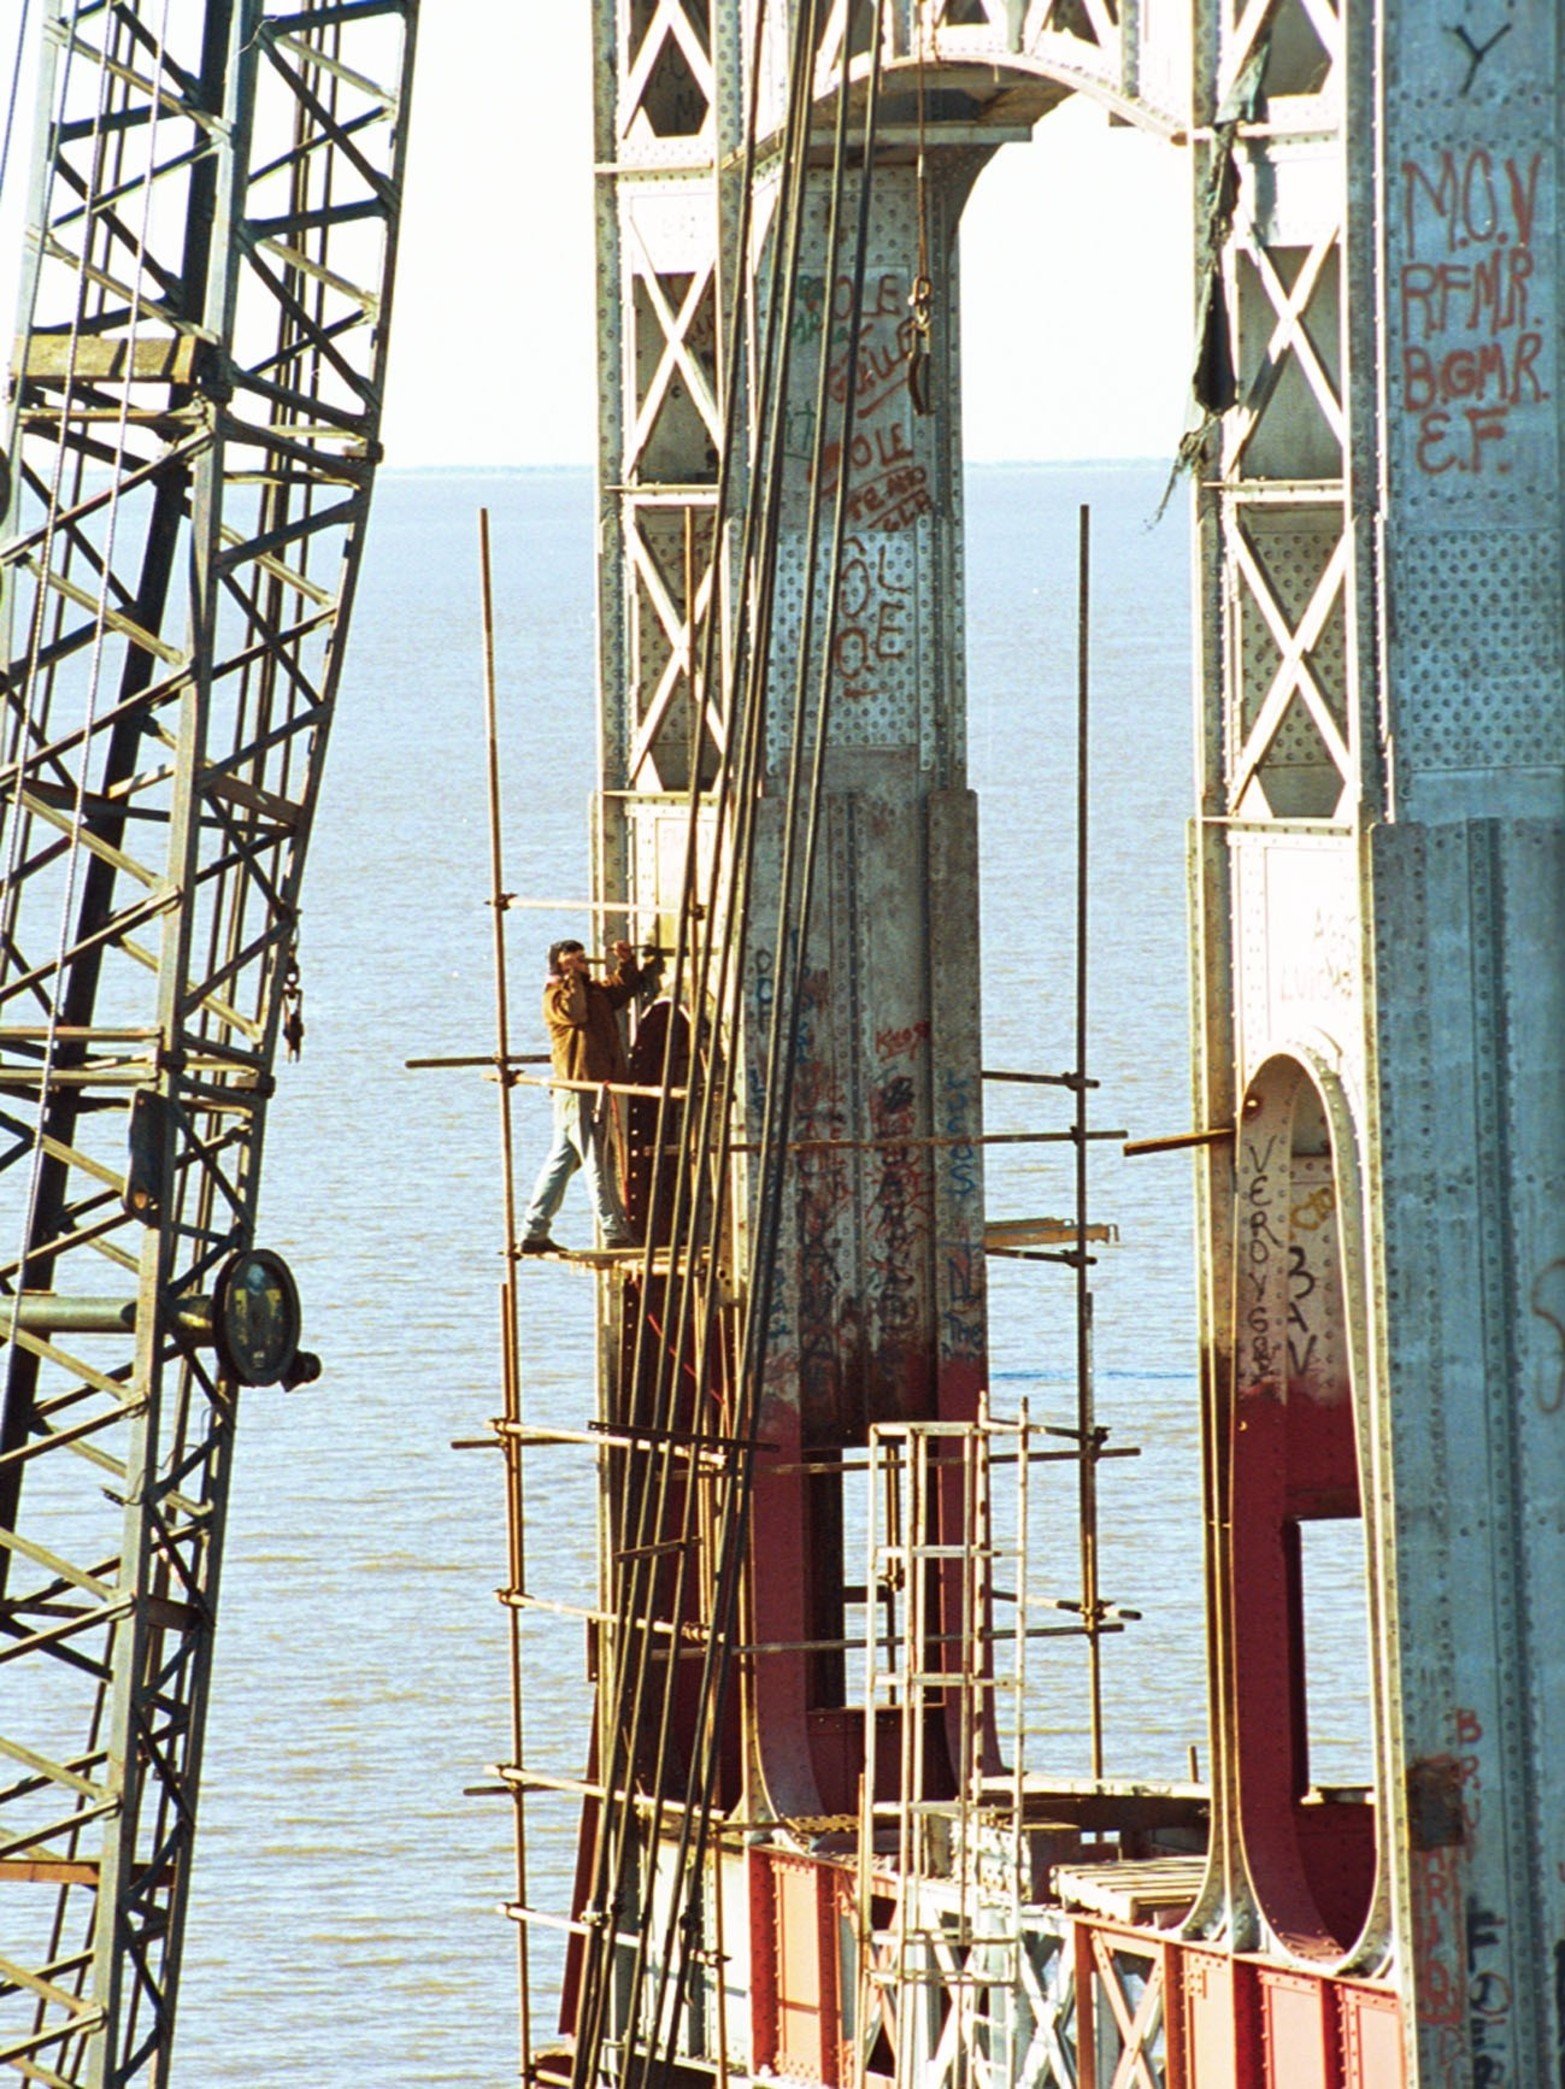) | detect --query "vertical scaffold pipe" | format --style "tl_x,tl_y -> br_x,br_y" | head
479,507 -> 533,2079
1075,503 -> 1103,1781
